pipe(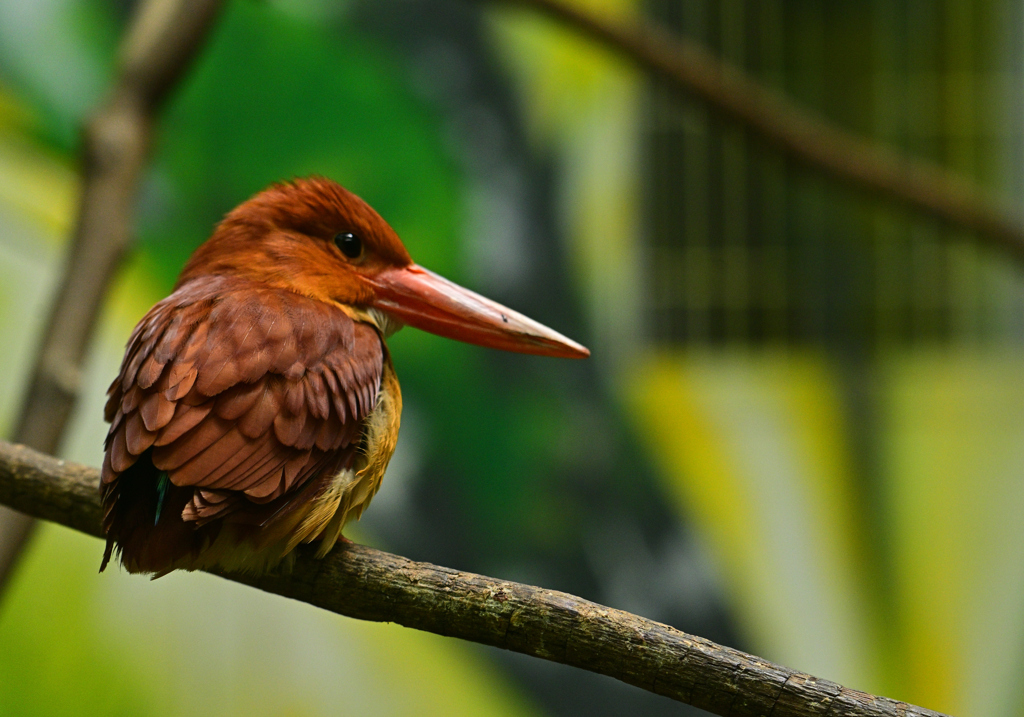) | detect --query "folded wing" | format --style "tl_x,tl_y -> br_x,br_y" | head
101,275 -> 384,572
